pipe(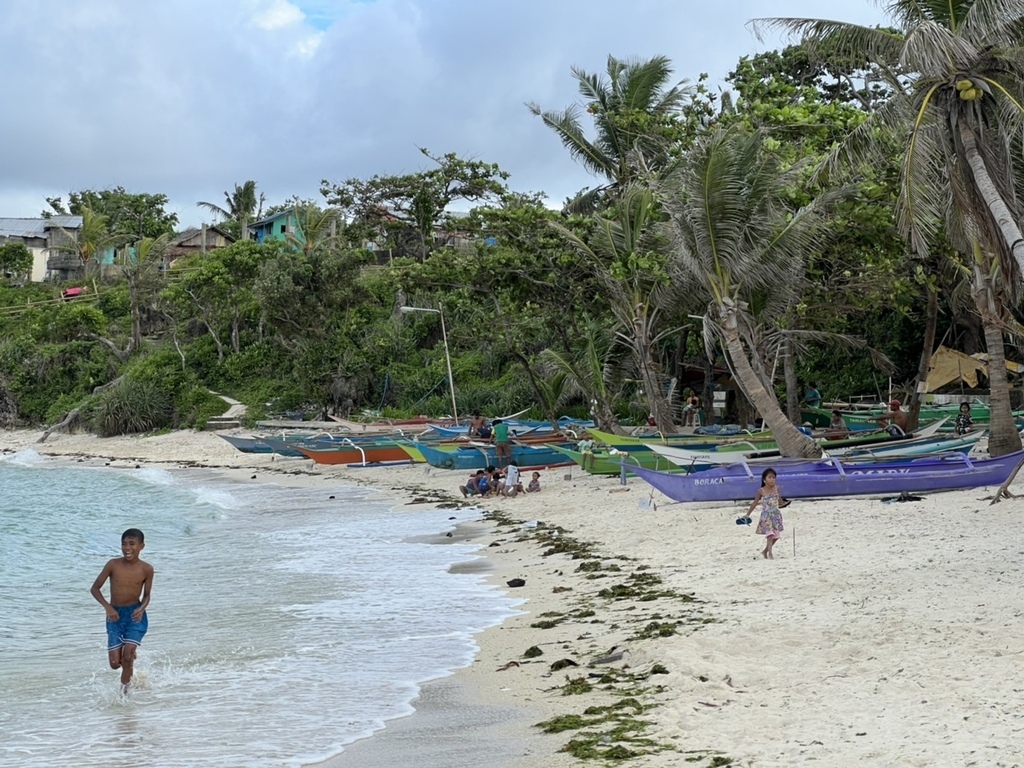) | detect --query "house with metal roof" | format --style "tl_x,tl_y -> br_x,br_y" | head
0,216 -> 82,282
166,225 -> 235,262
249,209 -> 304,246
